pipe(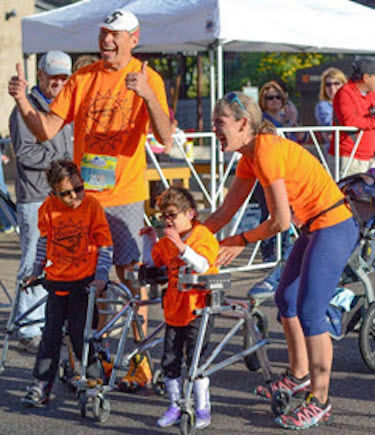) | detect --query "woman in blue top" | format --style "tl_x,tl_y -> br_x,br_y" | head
315,68 -> 347,127
315,68 -> 347,154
